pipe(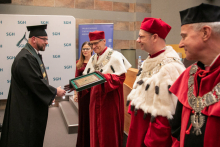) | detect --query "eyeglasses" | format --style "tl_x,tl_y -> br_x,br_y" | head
137,35 -> 145,40
36,37 -> 48,42
82,48 -> 91,51
89,39 -> 103,47
137,33 -> 153,40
